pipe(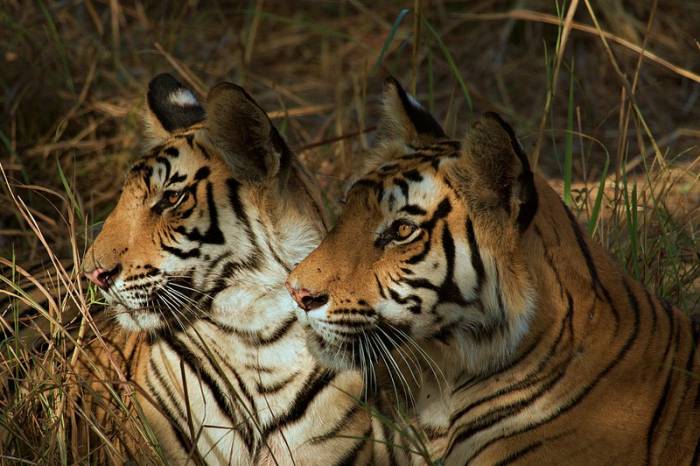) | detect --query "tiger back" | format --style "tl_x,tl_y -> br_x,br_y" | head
76,74 -> 392,465
287,77 -> 700,465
